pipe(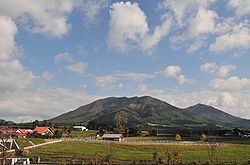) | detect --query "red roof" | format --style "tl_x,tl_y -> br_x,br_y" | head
33,127 -> 53,134
0,129 -> 17,134
16,129 -> 33,134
